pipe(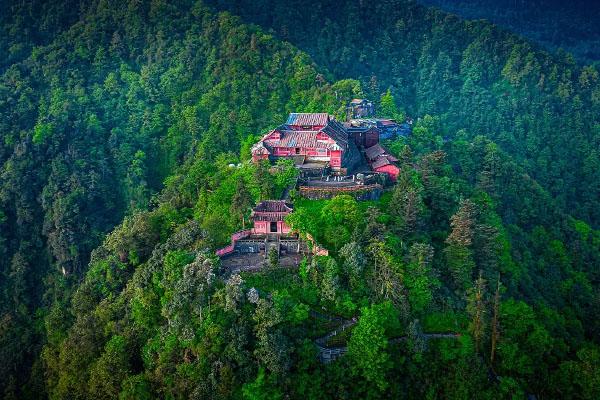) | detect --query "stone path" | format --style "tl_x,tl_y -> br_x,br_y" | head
315,322 -> 461,364
314,317 -> 357,363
